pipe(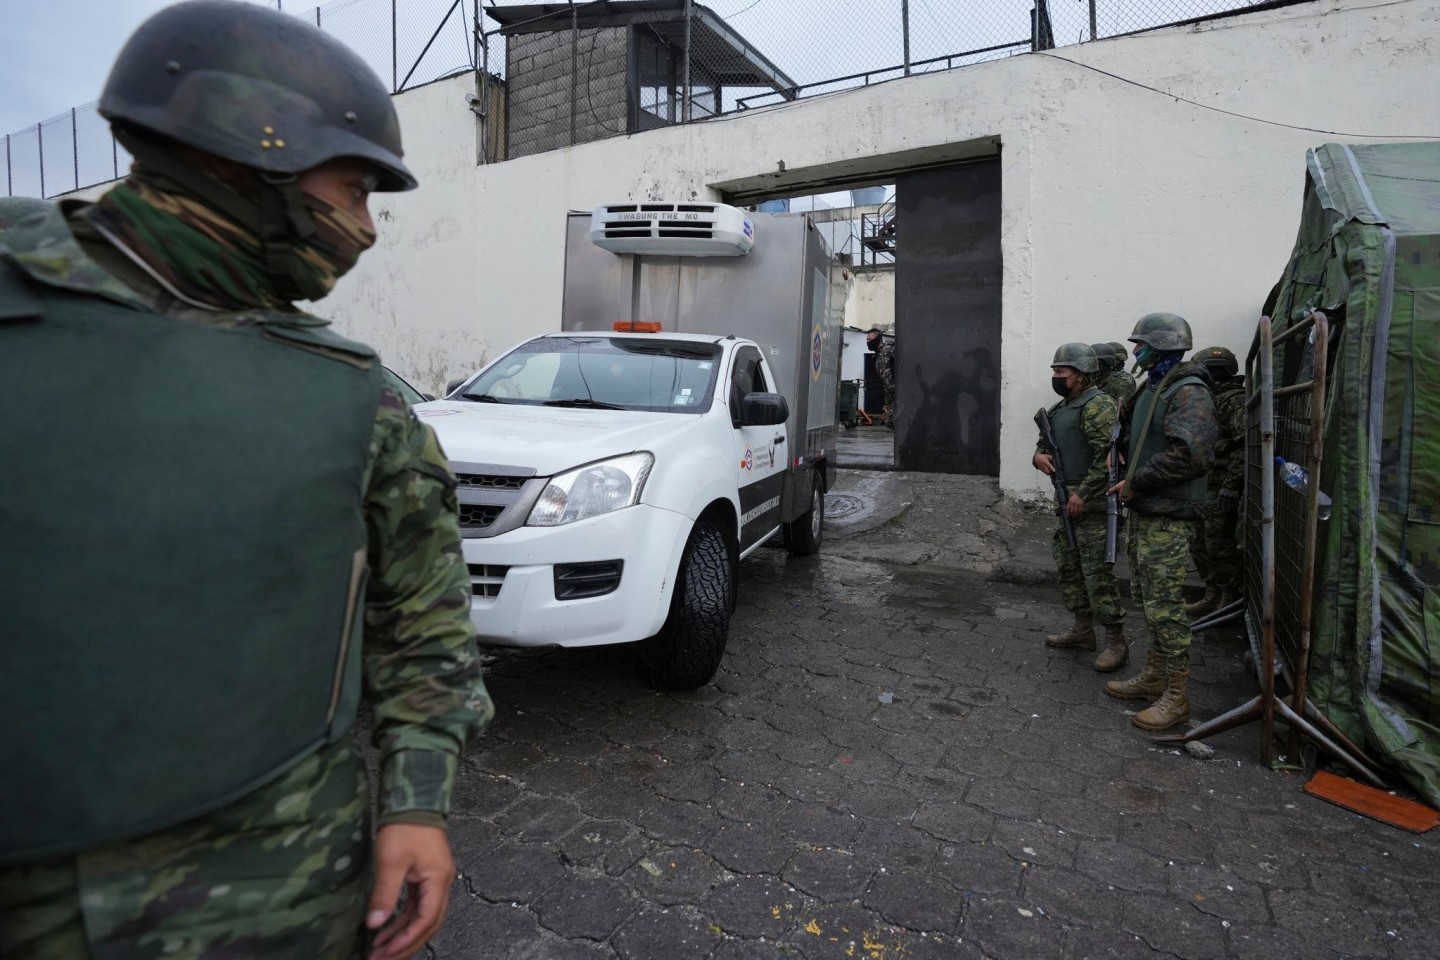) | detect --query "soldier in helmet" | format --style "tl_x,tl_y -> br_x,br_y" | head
1186,346 -> 1247,616
1091,341 -> 1137,411
1033,342 -> 1130,672
0,3 -> 492,958
1103,313 -> 1218,730
867,327 -> 896,427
